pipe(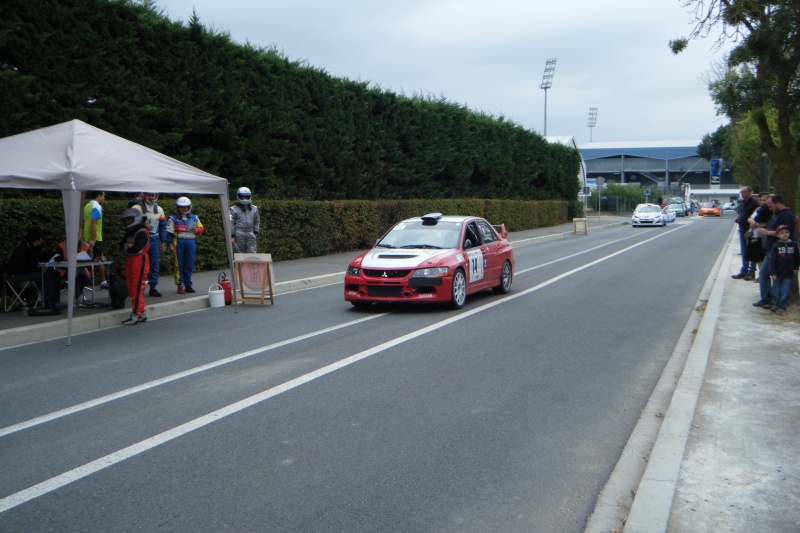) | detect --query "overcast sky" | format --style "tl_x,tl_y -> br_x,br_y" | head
155,0 -> 728,146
